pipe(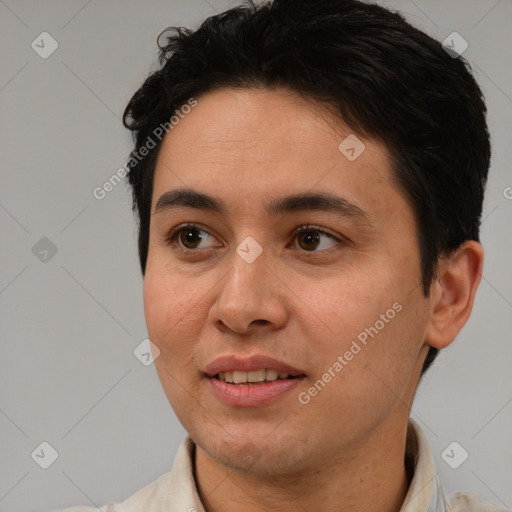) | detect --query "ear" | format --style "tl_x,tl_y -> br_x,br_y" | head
425,240 -> 484,350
